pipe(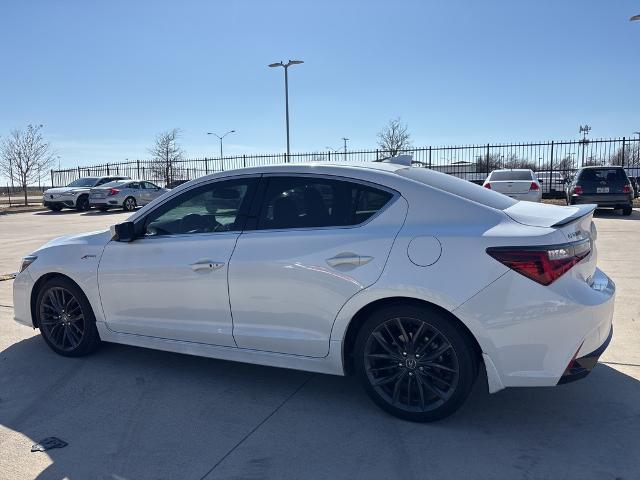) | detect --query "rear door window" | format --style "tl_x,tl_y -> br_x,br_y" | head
256,176 -> 394,230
